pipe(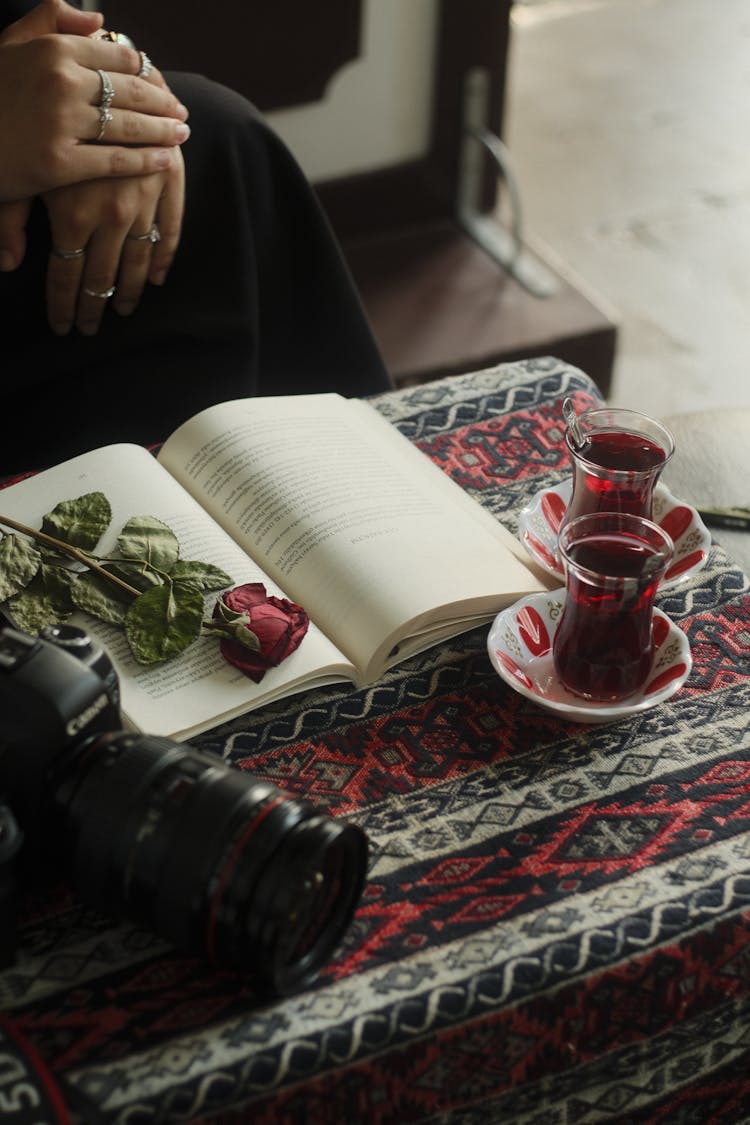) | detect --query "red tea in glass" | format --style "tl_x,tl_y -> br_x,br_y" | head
553,512 -> 674,702
562,407 -> 675,528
